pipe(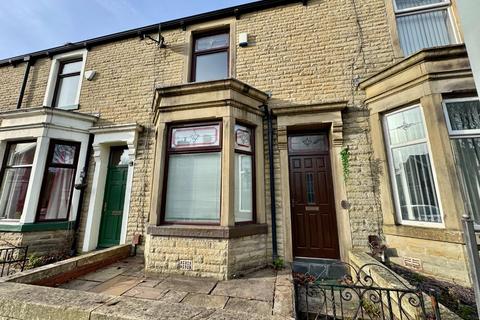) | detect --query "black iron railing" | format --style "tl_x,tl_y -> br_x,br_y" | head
0,245 -> 28,277
294,262 -> 441,320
